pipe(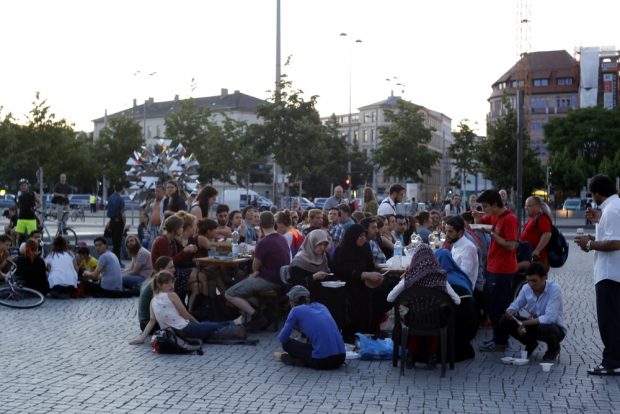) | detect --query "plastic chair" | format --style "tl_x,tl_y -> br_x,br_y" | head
391,286 -> 455,377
